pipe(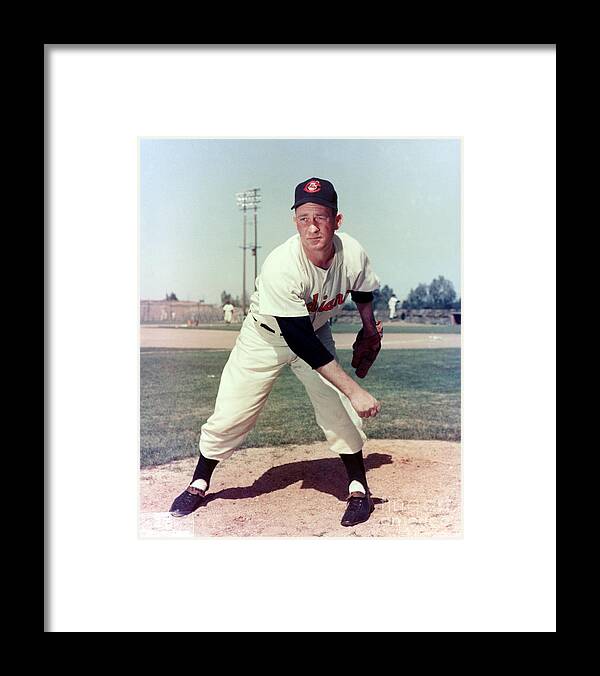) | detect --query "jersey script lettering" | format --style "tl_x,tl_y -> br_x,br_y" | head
306,290 -> 351,313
